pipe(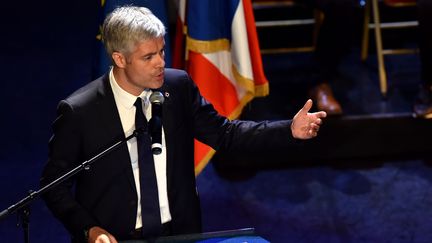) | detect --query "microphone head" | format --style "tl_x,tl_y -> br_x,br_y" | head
149,91 -> 165,105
